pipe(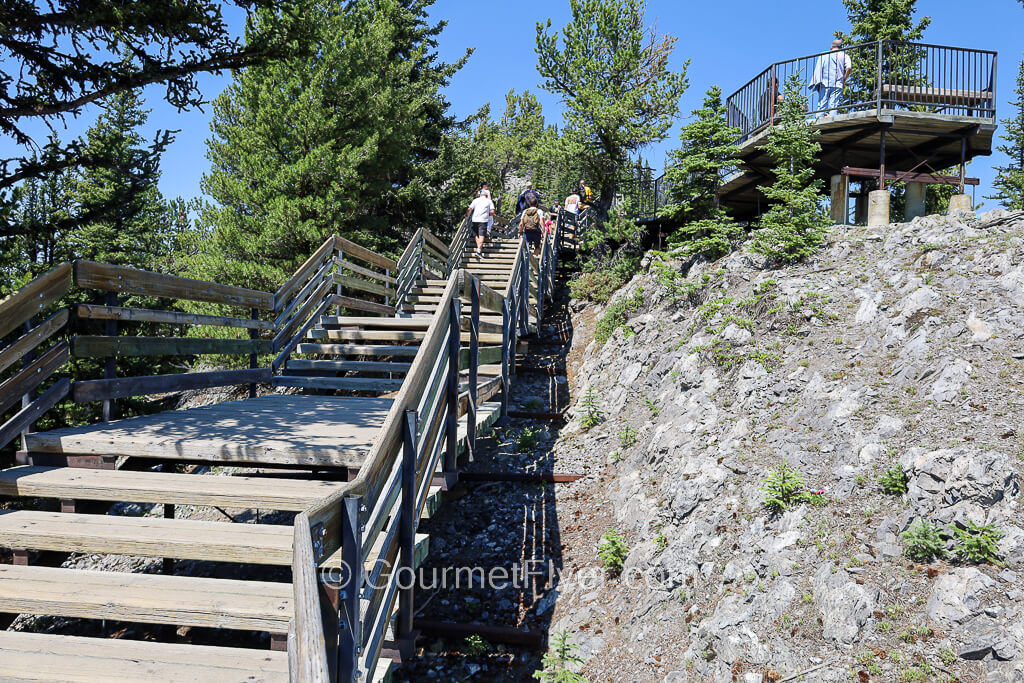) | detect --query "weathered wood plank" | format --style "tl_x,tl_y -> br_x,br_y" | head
336,258 -> 397,285
74,261 -> 274,311
0,309 -> 69,376
284,359 -> 411,373
459,345 -> 502,369
0,263 -> 72,340
0,466 -> 345,510
0,510 -> 294,565
0,564 -> 293,632
334,236 -> 398,271
422,229 -> 449,258
0,378 -> 69,450
272,376 -> 405,392
72,368 -> 272,402
75,304 -> 274,330
329,294 -> 394,317
273,277 -> 334,351
308,328 -> 503,344
273,237 -> 336,313
292,514 -> 331,683
0,341 -> 69,415
0,631 -> 289,681
71,336 -> 272,358
294,343 -> 420,357
333,274 -> 392,299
